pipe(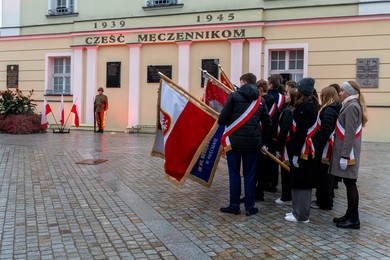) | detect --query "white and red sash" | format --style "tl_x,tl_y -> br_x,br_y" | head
277,124 -> 290,163
277,93 -> 285,111
269,103 -> 277,118
321,130 -> 335,164
292,116 -> 319,160
221,97 -> 261,152
335,119 -> 362,164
